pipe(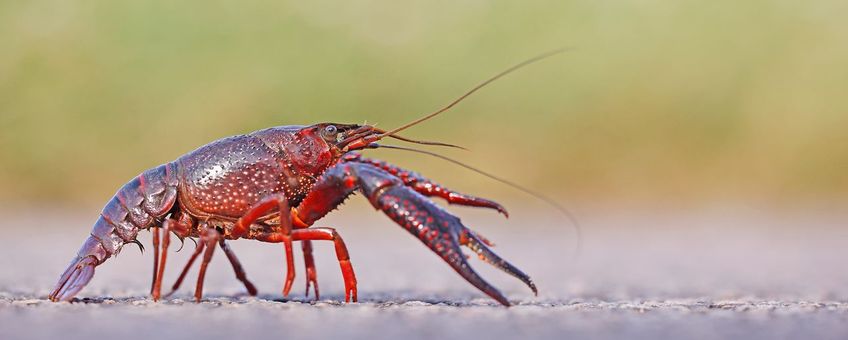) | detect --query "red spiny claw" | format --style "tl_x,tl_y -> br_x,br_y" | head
427,187 -> 508,217
369,183 -> 532,306
49,256 -> 98,302
462,230 -> 536,295
345,156 -> 509,217
470,230 -> 495,247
